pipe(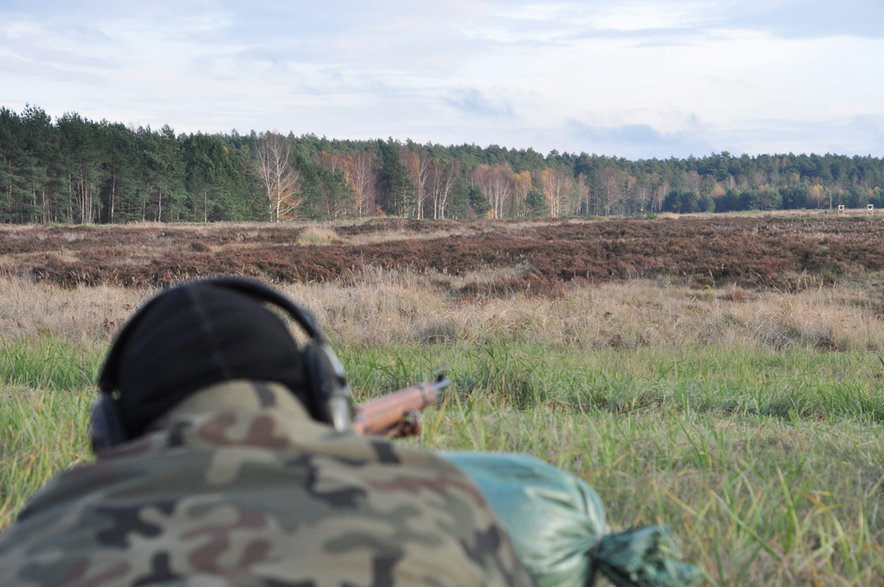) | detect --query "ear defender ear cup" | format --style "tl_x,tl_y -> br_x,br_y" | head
91,277 -> 354,451
303,341 -> 354,432
89,394 -> 128,452
301,344 -> 329,424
